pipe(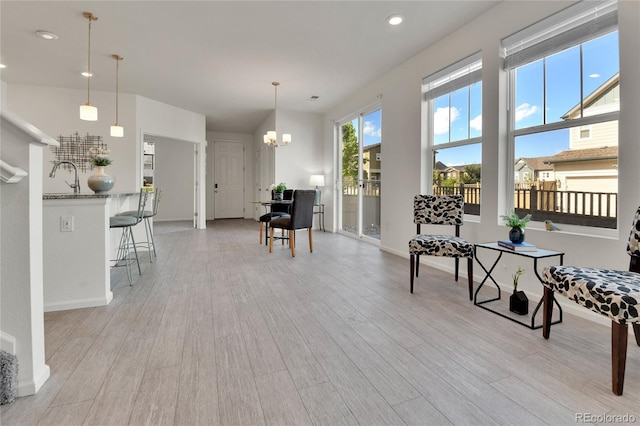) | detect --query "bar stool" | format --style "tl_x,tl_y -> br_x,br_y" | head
117,188 -> 162,262
110,190 -> 147,285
